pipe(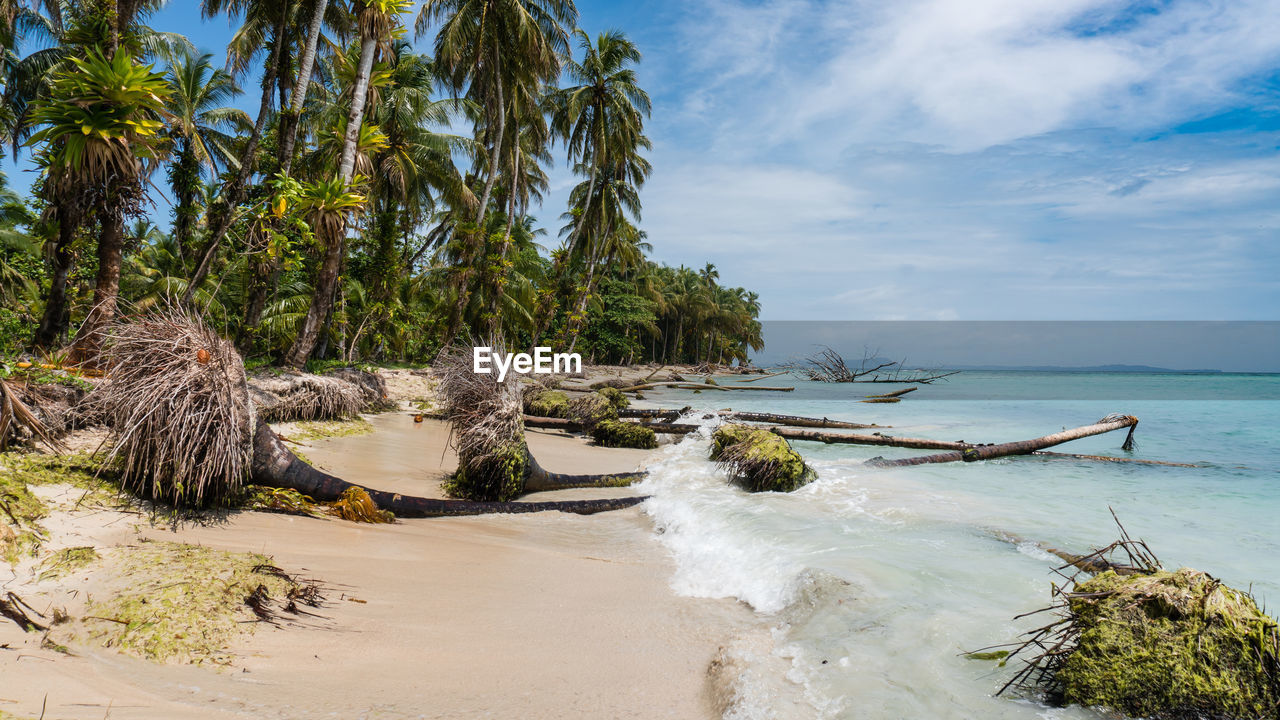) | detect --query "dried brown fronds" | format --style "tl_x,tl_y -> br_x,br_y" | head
0,378 -> 65,452
86,308 -> 254,507
255,374 -> 366,423
433,343 -> 524,467
328,486 -> 393,523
